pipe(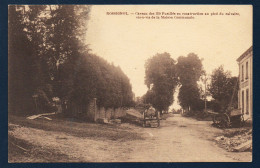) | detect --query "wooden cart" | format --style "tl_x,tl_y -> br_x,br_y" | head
209,77 -> 245,128
210,109 -> 244,128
